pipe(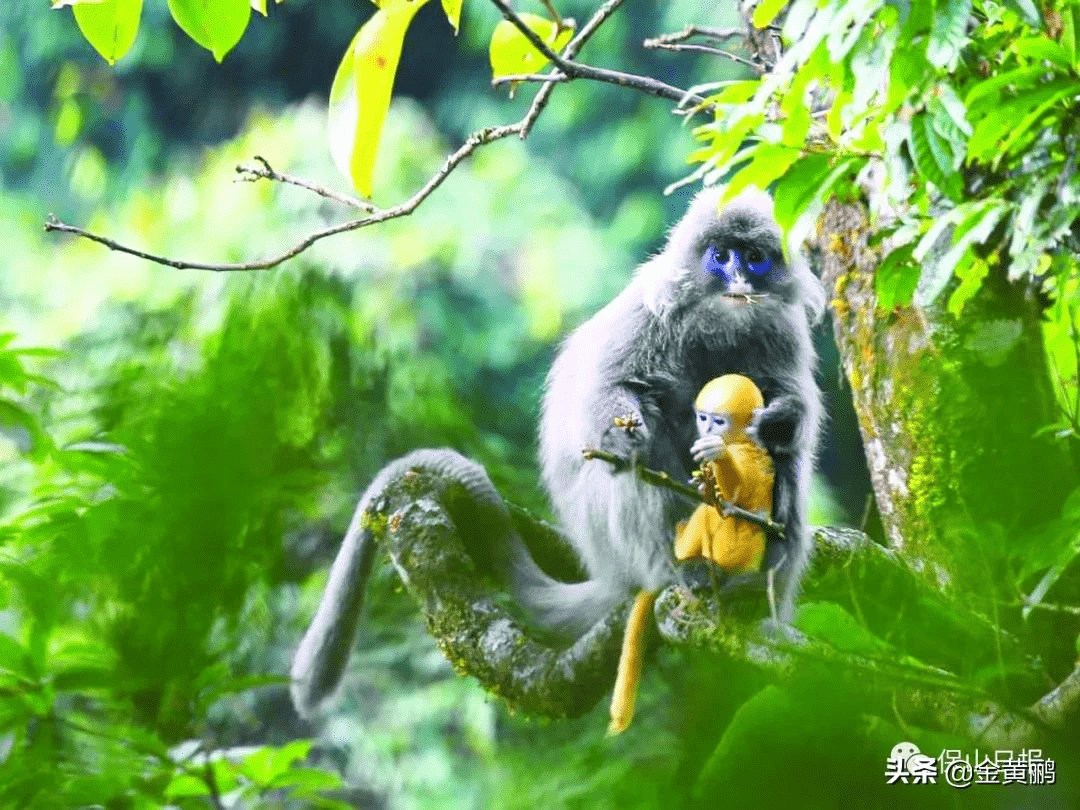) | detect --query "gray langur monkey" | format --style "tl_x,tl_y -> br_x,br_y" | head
517,186 -> 825,636
289,187 -> 825,718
